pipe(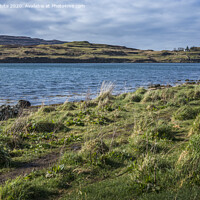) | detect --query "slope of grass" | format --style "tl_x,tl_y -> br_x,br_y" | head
1,83 -> 200,199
